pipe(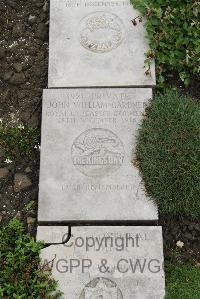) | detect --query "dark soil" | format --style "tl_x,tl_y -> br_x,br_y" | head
159,214 -> 200,264
165,71 -> 200,99
0,0 -> 199,263
0,0 -> 49,126
0,0 -> 49,232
